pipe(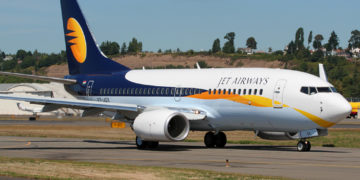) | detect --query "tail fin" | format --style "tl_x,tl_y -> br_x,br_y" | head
60,0 -> 129,75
